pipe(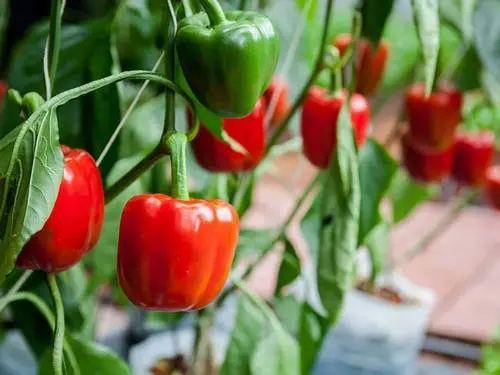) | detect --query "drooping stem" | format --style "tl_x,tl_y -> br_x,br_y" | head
45,0 -> 66,98
348,11 -> 361,96
163,0 -> 178,137
388,190 -> 477,272
265,0 -> 335,154
198,0 -> 226,25
105,147 -> 165,203
166,133 -> 190,200
0,270 -> 33,313
47,273 -> 65,375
